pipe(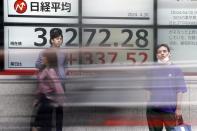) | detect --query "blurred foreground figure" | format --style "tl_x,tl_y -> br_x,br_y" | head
32,28 -> 66,131
32,48 -> 65,131
146,44 -> 187,131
